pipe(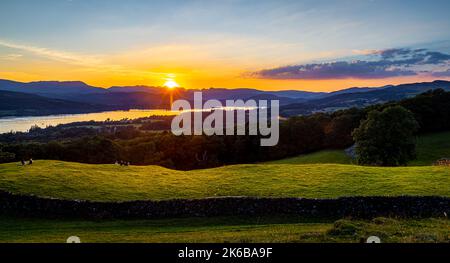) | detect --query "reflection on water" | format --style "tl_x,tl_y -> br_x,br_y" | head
0,109 -> 176,134
0,107 -> 261,134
